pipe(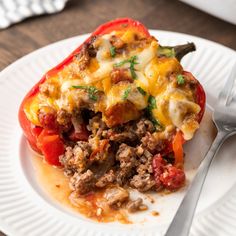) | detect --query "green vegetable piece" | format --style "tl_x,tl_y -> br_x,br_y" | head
148,95 -> 157,110
146,95 -> 163,129
137,87 -> 147,95
177,74 -> 185,85
114,56 -> 138,79
122,87 -> 131,100
110,46 -> 116,57
150,115 -> 163,130
129,56 -> 138,79
114,59 -> 129,67
72,85 -> 100,101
